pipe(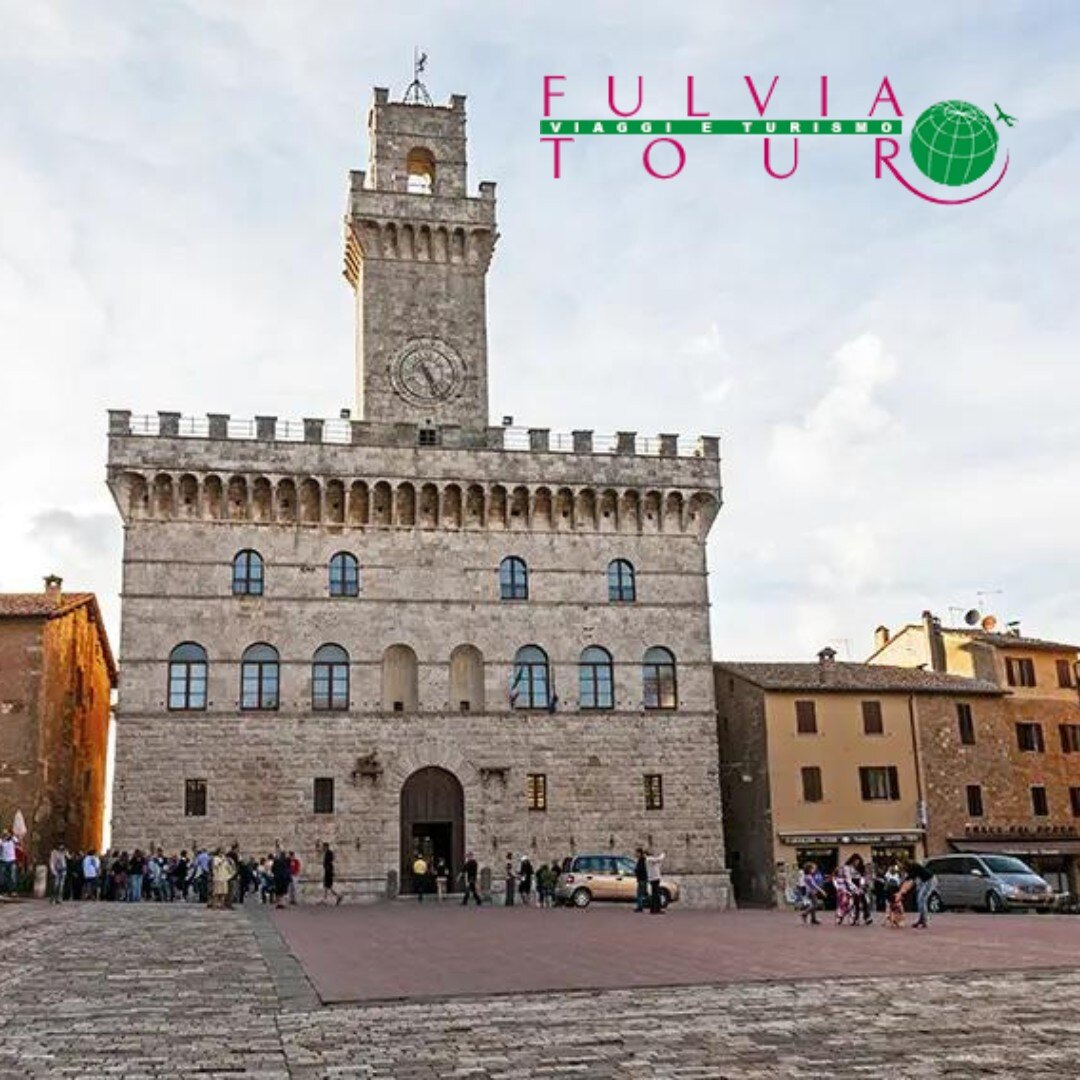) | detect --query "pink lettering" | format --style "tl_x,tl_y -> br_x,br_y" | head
686,76 -> 710,117
868,77 -> 903,118
608,75 -> 644,118
643,138 -> 686,179
541,137 -> 574,179
744,75 -> 779,117
763,138 -> 799,179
